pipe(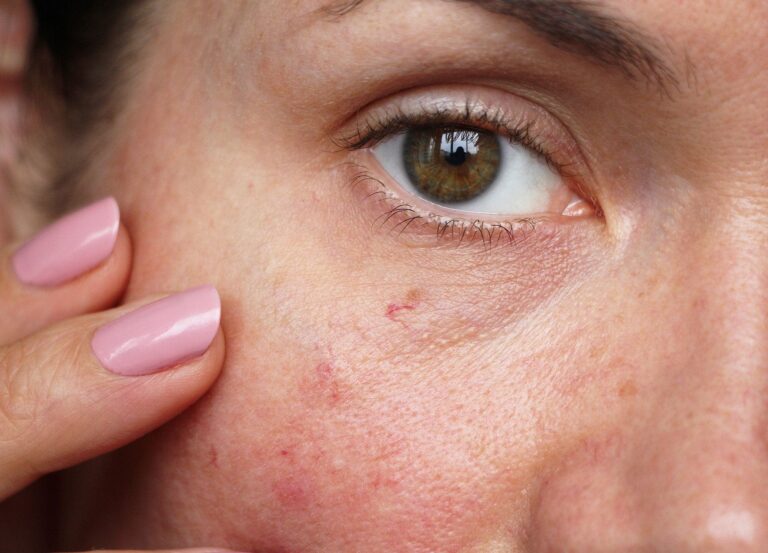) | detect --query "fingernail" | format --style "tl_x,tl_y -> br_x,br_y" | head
91,285 -> 221,376
11,197 -> 120,287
